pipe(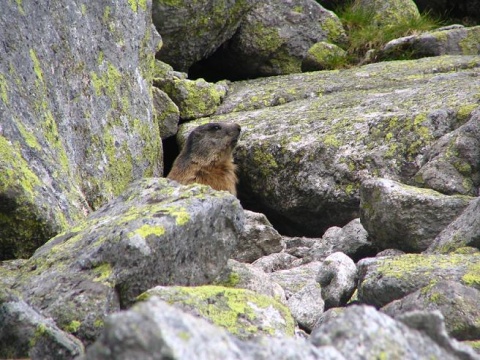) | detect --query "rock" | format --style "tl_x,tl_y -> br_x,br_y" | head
155,77 -> 228,120
234,210 -> 284,263
381,25 -> 480,60
83,296 -> 340,360
316,252 -> 357,309
0,0 -> 162,260
414,111 -> 480,197
382,281 -> 480,341
180,55 -> 480,237
252,252 -> 300,273
427,197 -> 480,253
139,285 -> 294,340
0,288 -> 84,360
12,178 -> 244,344
196,0 -> 347,79
152,88 -> 180,139
307,218 -> 375,262
397,310 -> 480,360
312,307 -> 345,330
286,281 -> 324,332
360,178 -> 474,252
302,42 -> 348,72
353,0 -> 420,27
310,304 -> 478,360
269,262 -> 323,297
214,259 -> 286,302
152,0 -> 255,72
284,236 -> 318,259
357,253 -> 480,308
